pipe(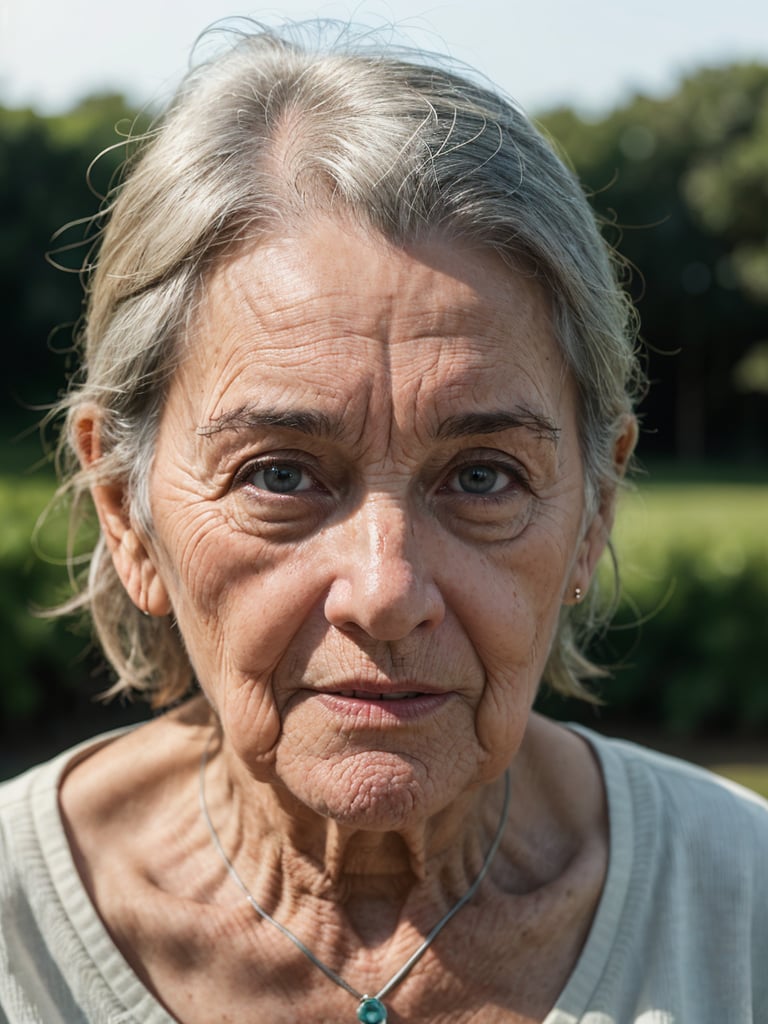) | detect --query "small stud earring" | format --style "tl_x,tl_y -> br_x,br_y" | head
573,586 -> 583,603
